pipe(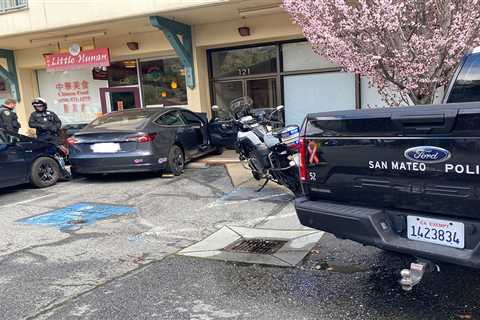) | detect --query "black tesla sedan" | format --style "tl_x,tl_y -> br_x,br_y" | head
0,129 -> 63,189
68,107 -> 225,176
